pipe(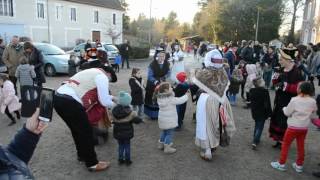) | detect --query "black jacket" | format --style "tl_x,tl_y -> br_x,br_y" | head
174,82 -> 189,97
249,87 -> 272,120
24,48 -> 46,84
129,76 -> 144,105
119,43 -> 131,58
240,46 -> 254,64
112,105 -> 142,140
